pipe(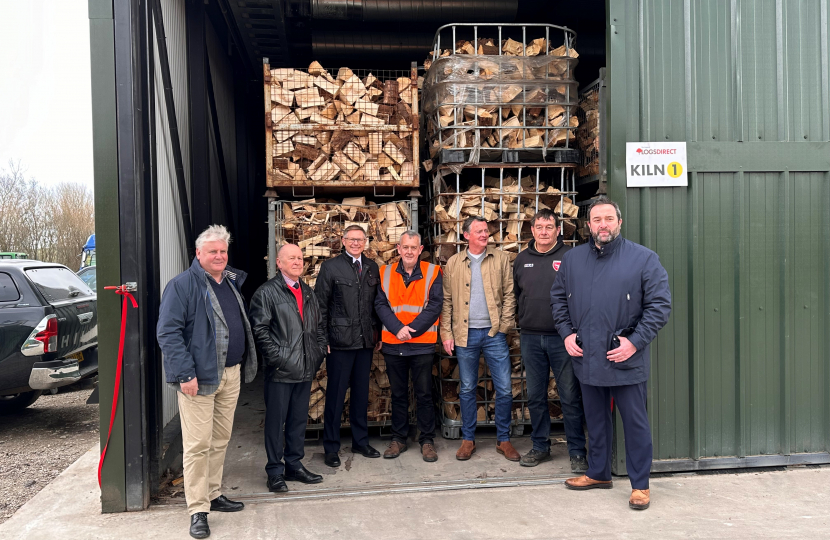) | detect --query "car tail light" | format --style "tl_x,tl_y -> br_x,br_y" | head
21,315 -> 58,356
